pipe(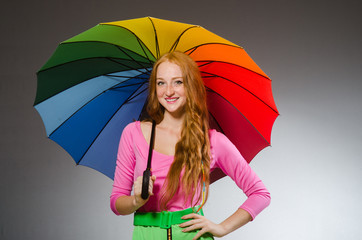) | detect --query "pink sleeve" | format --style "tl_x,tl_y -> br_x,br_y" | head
110,123 -> 136,215
211,131 -> 271,220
